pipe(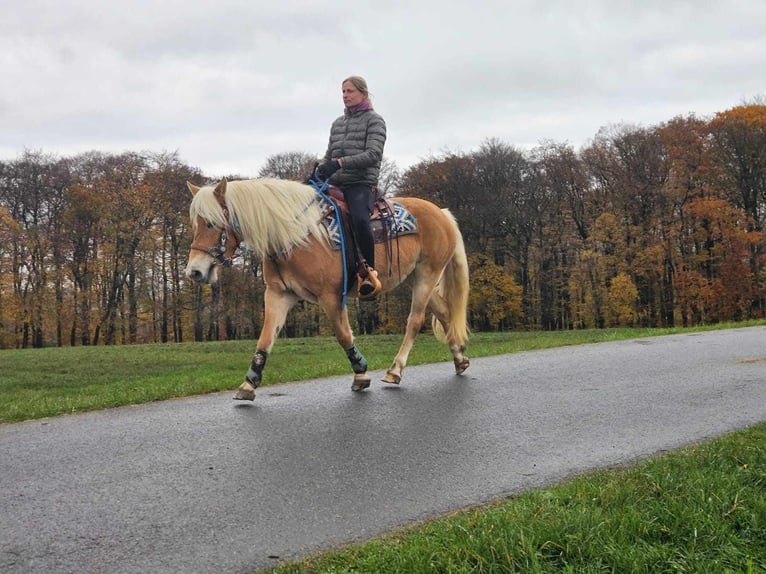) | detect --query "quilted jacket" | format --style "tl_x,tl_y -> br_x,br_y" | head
323,107 -> 386,187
